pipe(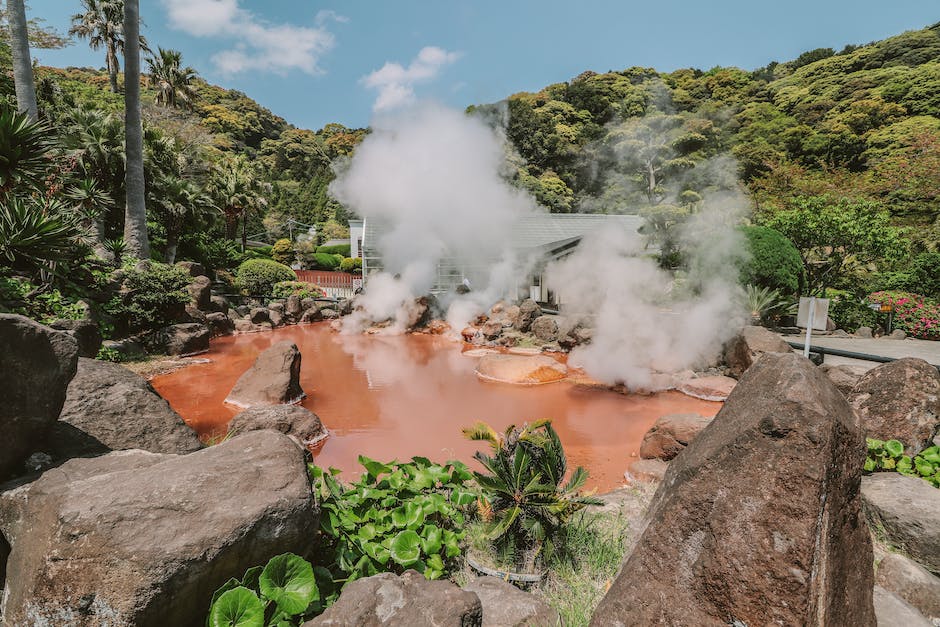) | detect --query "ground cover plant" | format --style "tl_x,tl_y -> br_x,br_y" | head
309,456 -> 477,604
865,438 -> 940,487
207,553 -> 319,627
